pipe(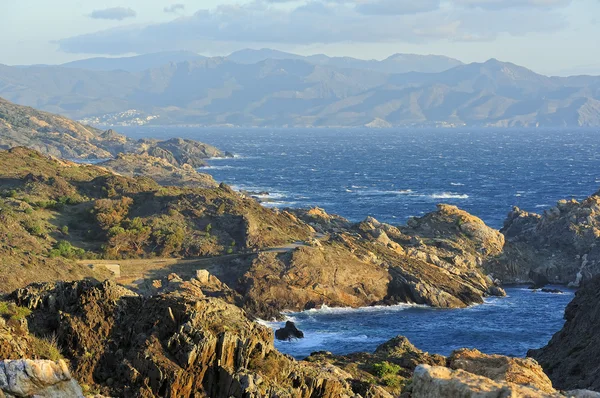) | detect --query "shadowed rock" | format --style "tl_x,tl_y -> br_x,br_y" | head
275,321 -> 304,341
